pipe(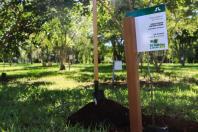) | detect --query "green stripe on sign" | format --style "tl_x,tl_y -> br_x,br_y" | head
126,4 -> 165,17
